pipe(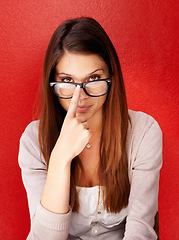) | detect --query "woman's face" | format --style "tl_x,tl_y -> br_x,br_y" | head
55,51 -> 109,125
